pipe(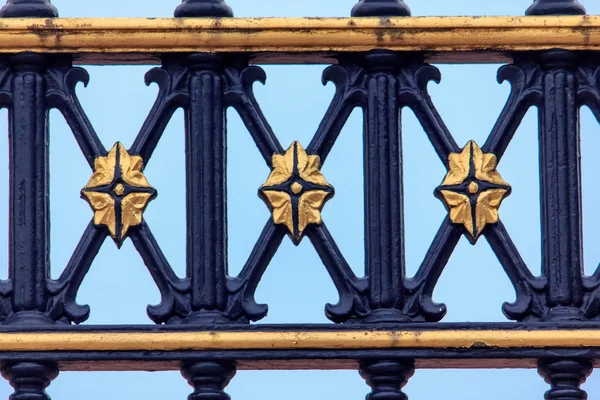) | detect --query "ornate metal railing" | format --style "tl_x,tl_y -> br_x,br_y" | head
0,0 -> 599,399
